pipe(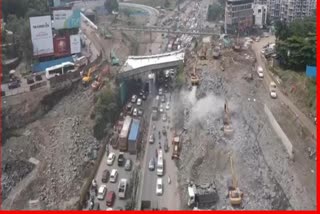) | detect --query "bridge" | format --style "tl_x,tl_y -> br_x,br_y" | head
109,25 -> 220,36
117,50 -> 185,80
